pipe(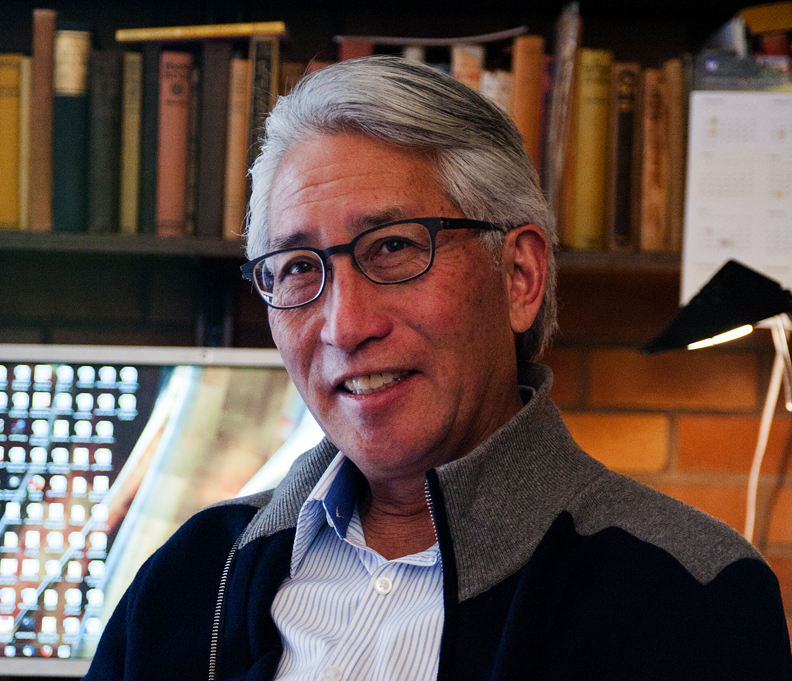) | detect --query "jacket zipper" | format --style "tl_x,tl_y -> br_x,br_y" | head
208,534 -> 243,681
425,478 -> 440,547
